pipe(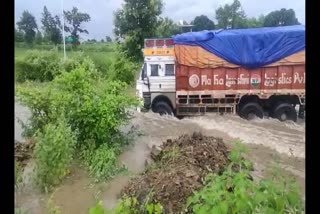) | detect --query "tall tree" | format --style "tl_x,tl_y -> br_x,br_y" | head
113,0 -> 163,60
15,28 -> 24,42
192,15 -> 215,31
16,11 -> 38,44
64,7 -> 91,47
35,31 -> 43,44
156,17 -> 181,37
106,36 -> 112,42
41,6 -> 62,45
215,0 -> 246,29
263,8 -> 300,27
